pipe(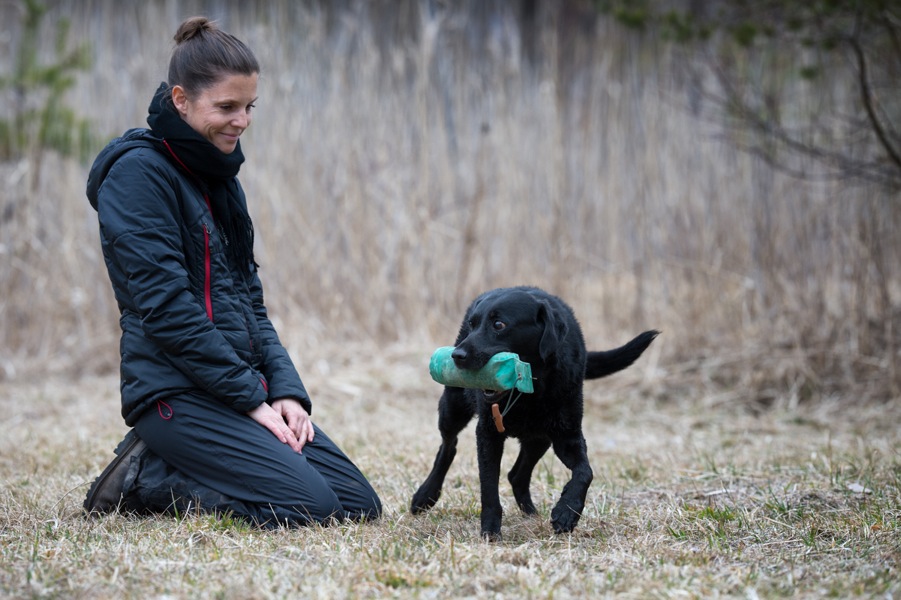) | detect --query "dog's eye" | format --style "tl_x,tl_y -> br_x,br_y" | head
493,320 -> 506,331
